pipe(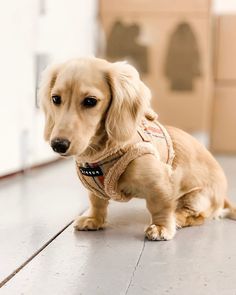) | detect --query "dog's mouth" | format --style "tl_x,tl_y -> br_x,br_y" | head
50,140 -> 91,158
57,146 -> 75,158
55,146 -> 80,158
60,154 -> 72,159
51,149 -> 70,157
